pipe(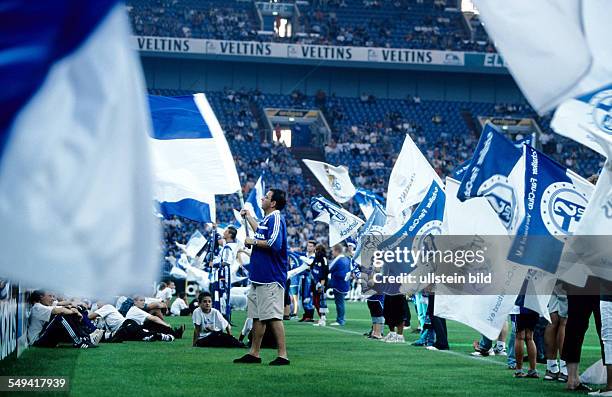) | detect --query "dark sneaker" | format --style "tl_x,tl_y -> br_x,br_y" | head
526,369 -> 539,378
233,354 -> 262,364
75,341 -> 97,349
557,373 -> 568,383
269,357 -> 290,366
544,370 -> 559,381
